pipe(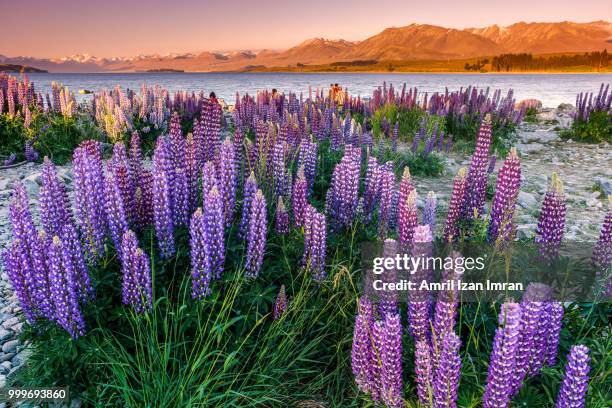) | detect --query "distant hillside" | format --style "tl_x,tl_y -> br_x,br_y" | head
2,20 -> 610,72
0,64 -> 47,73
